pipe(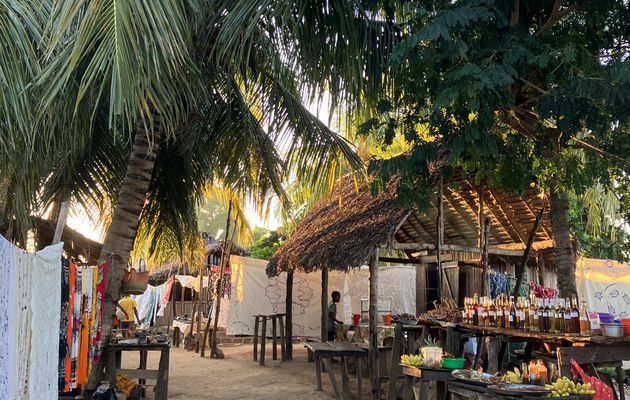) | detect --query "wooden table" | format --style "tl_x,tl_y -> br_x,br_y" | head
304,341 -> 368,400
107,342 -> 170,400
401,366 -> 456,400
457,324 -> 630,400
253,313 -> 287,365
